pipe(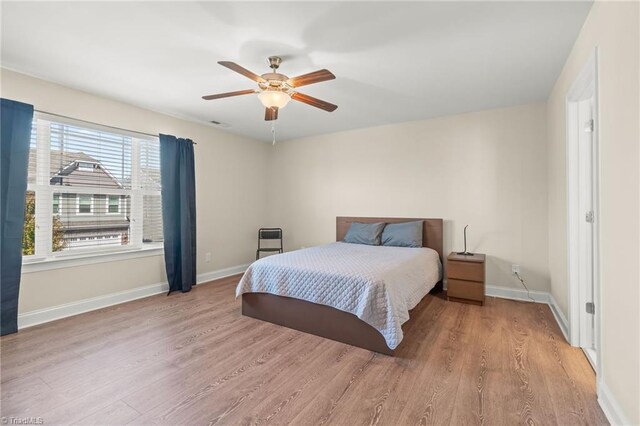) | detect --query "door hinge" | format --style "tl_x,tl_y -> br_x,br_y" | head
586,302 -> 595,314
585,119 -> 594,133
585,211 -> 594,223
